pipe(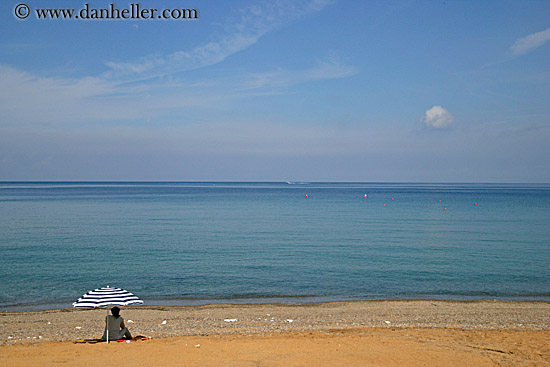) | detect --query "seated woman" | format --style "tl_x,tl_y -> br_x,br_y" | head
101,306 -> 132,341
